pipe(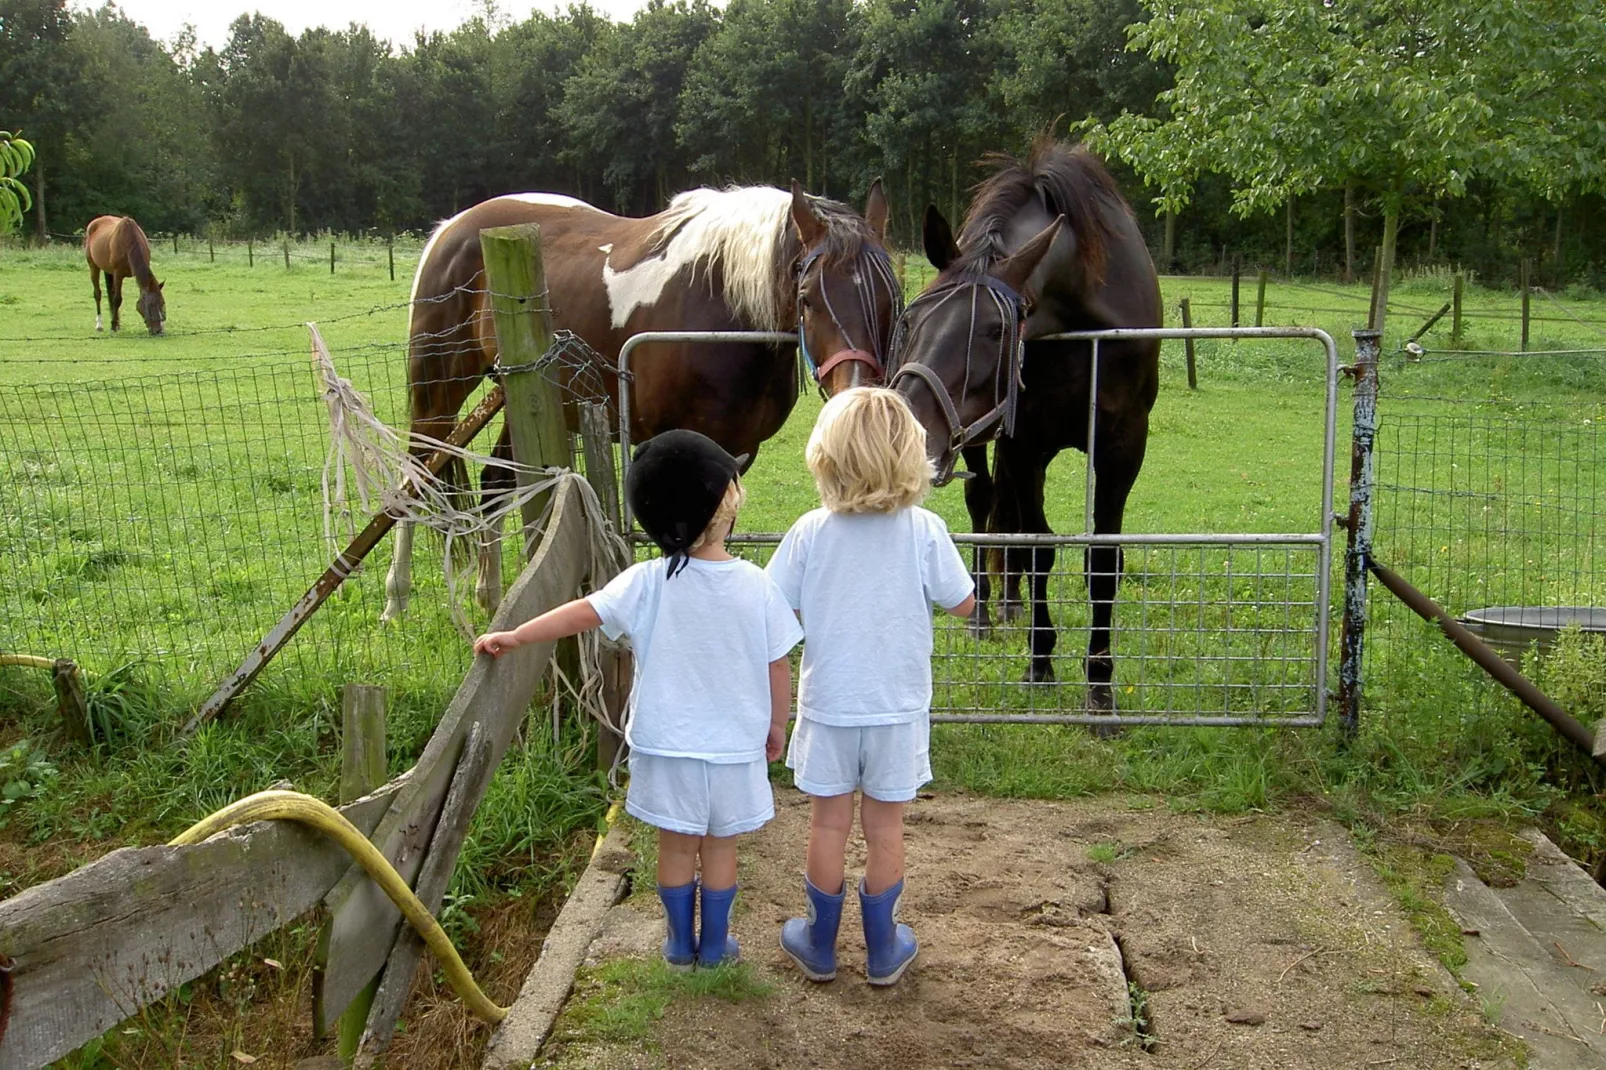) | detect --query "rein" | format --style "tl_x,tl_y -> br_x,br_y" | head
796,244 -> 902,387
889,273 -> 1027,477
